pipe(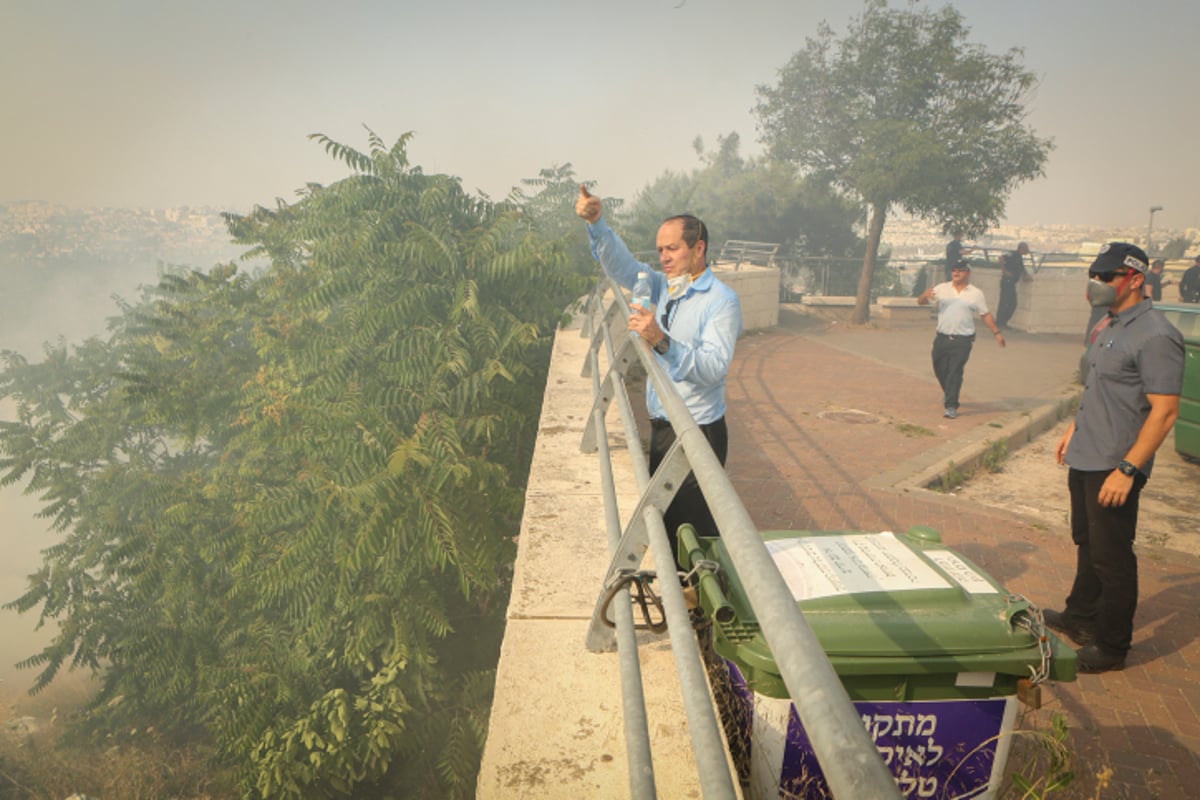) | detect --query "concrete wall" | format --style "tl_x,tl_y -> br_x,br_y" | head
713,263 -> 780,331
891,262 -> 1095,336
477,310 -> 708,799
875,296 -> 935,328
794,295 -> 934,328
1012,265 -> 1092,336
